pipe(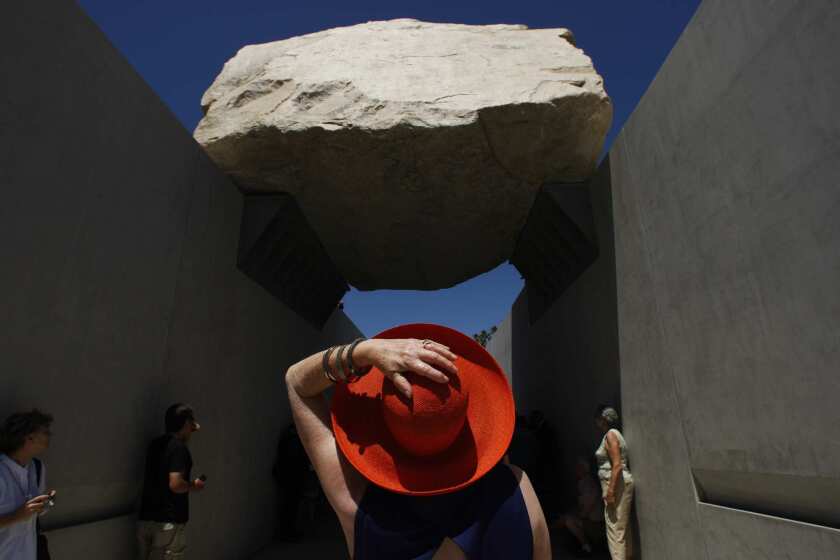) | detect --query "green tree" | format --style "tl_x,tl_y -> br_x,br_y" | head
472,325 -> 498,347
